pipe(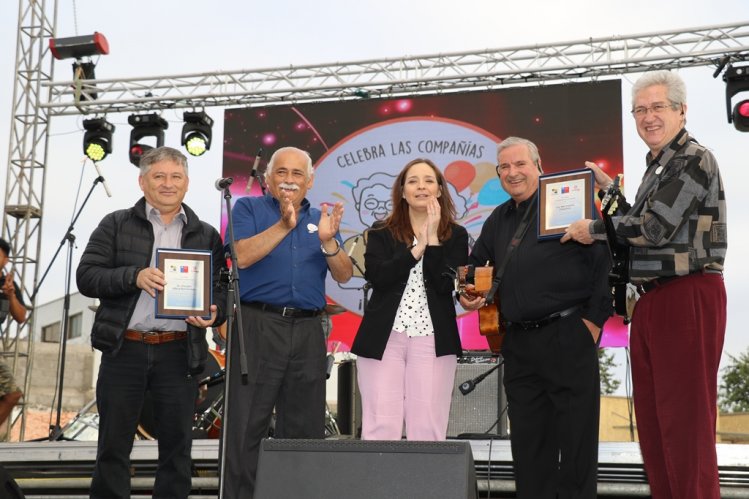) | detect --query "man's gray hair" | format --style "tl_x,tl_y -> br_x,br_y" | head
497,136 -> 543,173
264,147 -> 314,179
631,70 -> 687,108
139,146 -> 189,176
